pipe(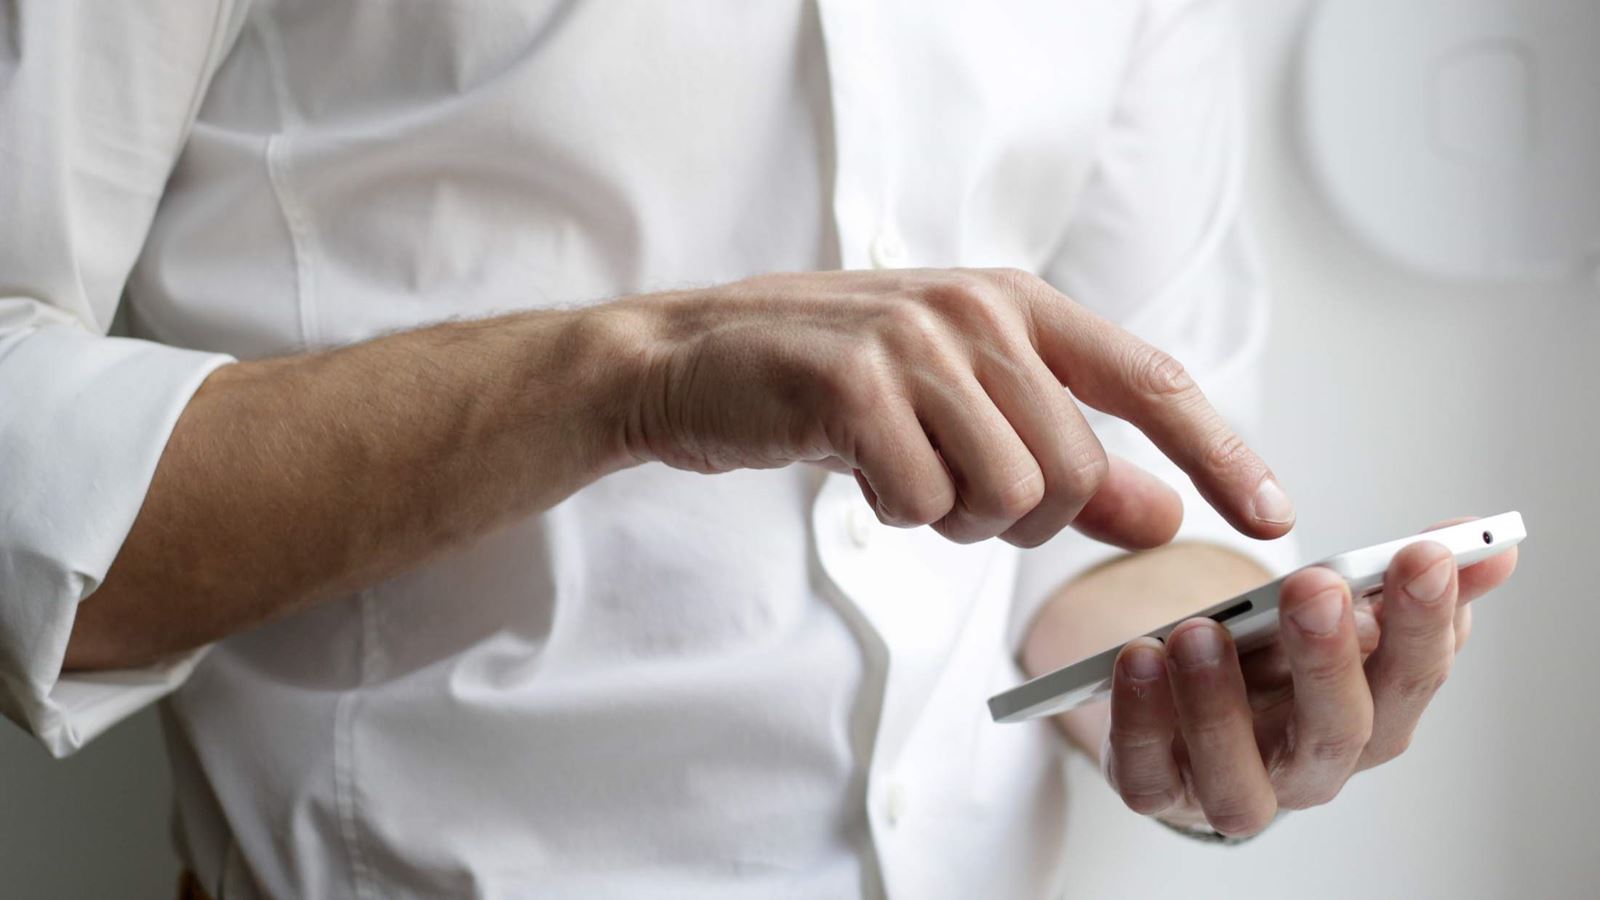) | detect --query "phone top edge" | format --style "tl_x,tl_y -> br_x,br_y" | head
1318,513 -> 1524,585
987,512 -> 1526,724
1316,511 -> 1524,570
